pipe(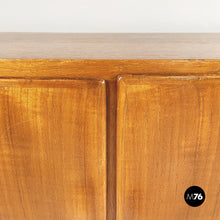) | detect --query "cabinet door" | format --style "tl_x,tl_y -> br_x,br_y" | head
117,75 -> 220,220
0,79 -> 106,220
